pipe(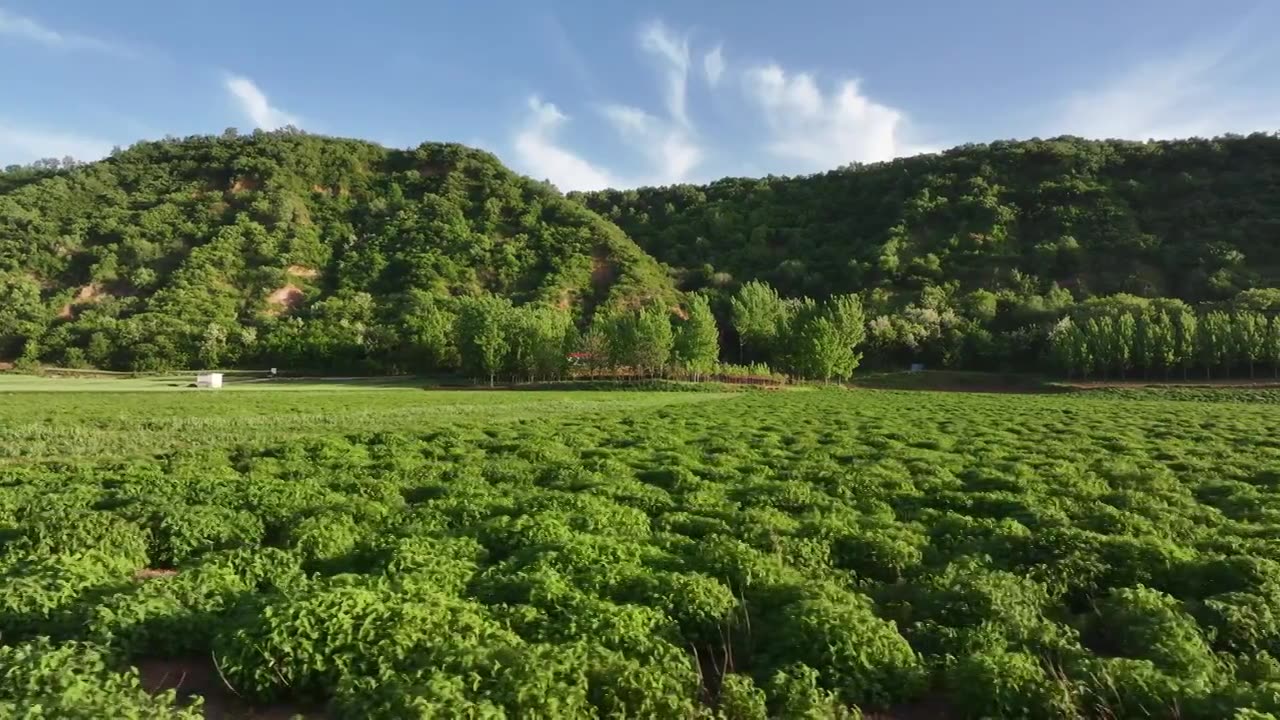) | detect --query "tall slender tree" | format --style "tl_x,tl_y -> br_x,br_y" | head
827,293 -> 867,373
1266,315 -> 1280,380
1147,311 -> 1176,379
455,295 -> 511,386
730,280 -> 786,363
1197,311 -> 1230,380
1112,313 -> 1136,380
1233,311 -> 1267,379
1172,310 -> 1197,380
1048,317 -> 1079,378
632,305 -> 675,377
674,295 -> 720,381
